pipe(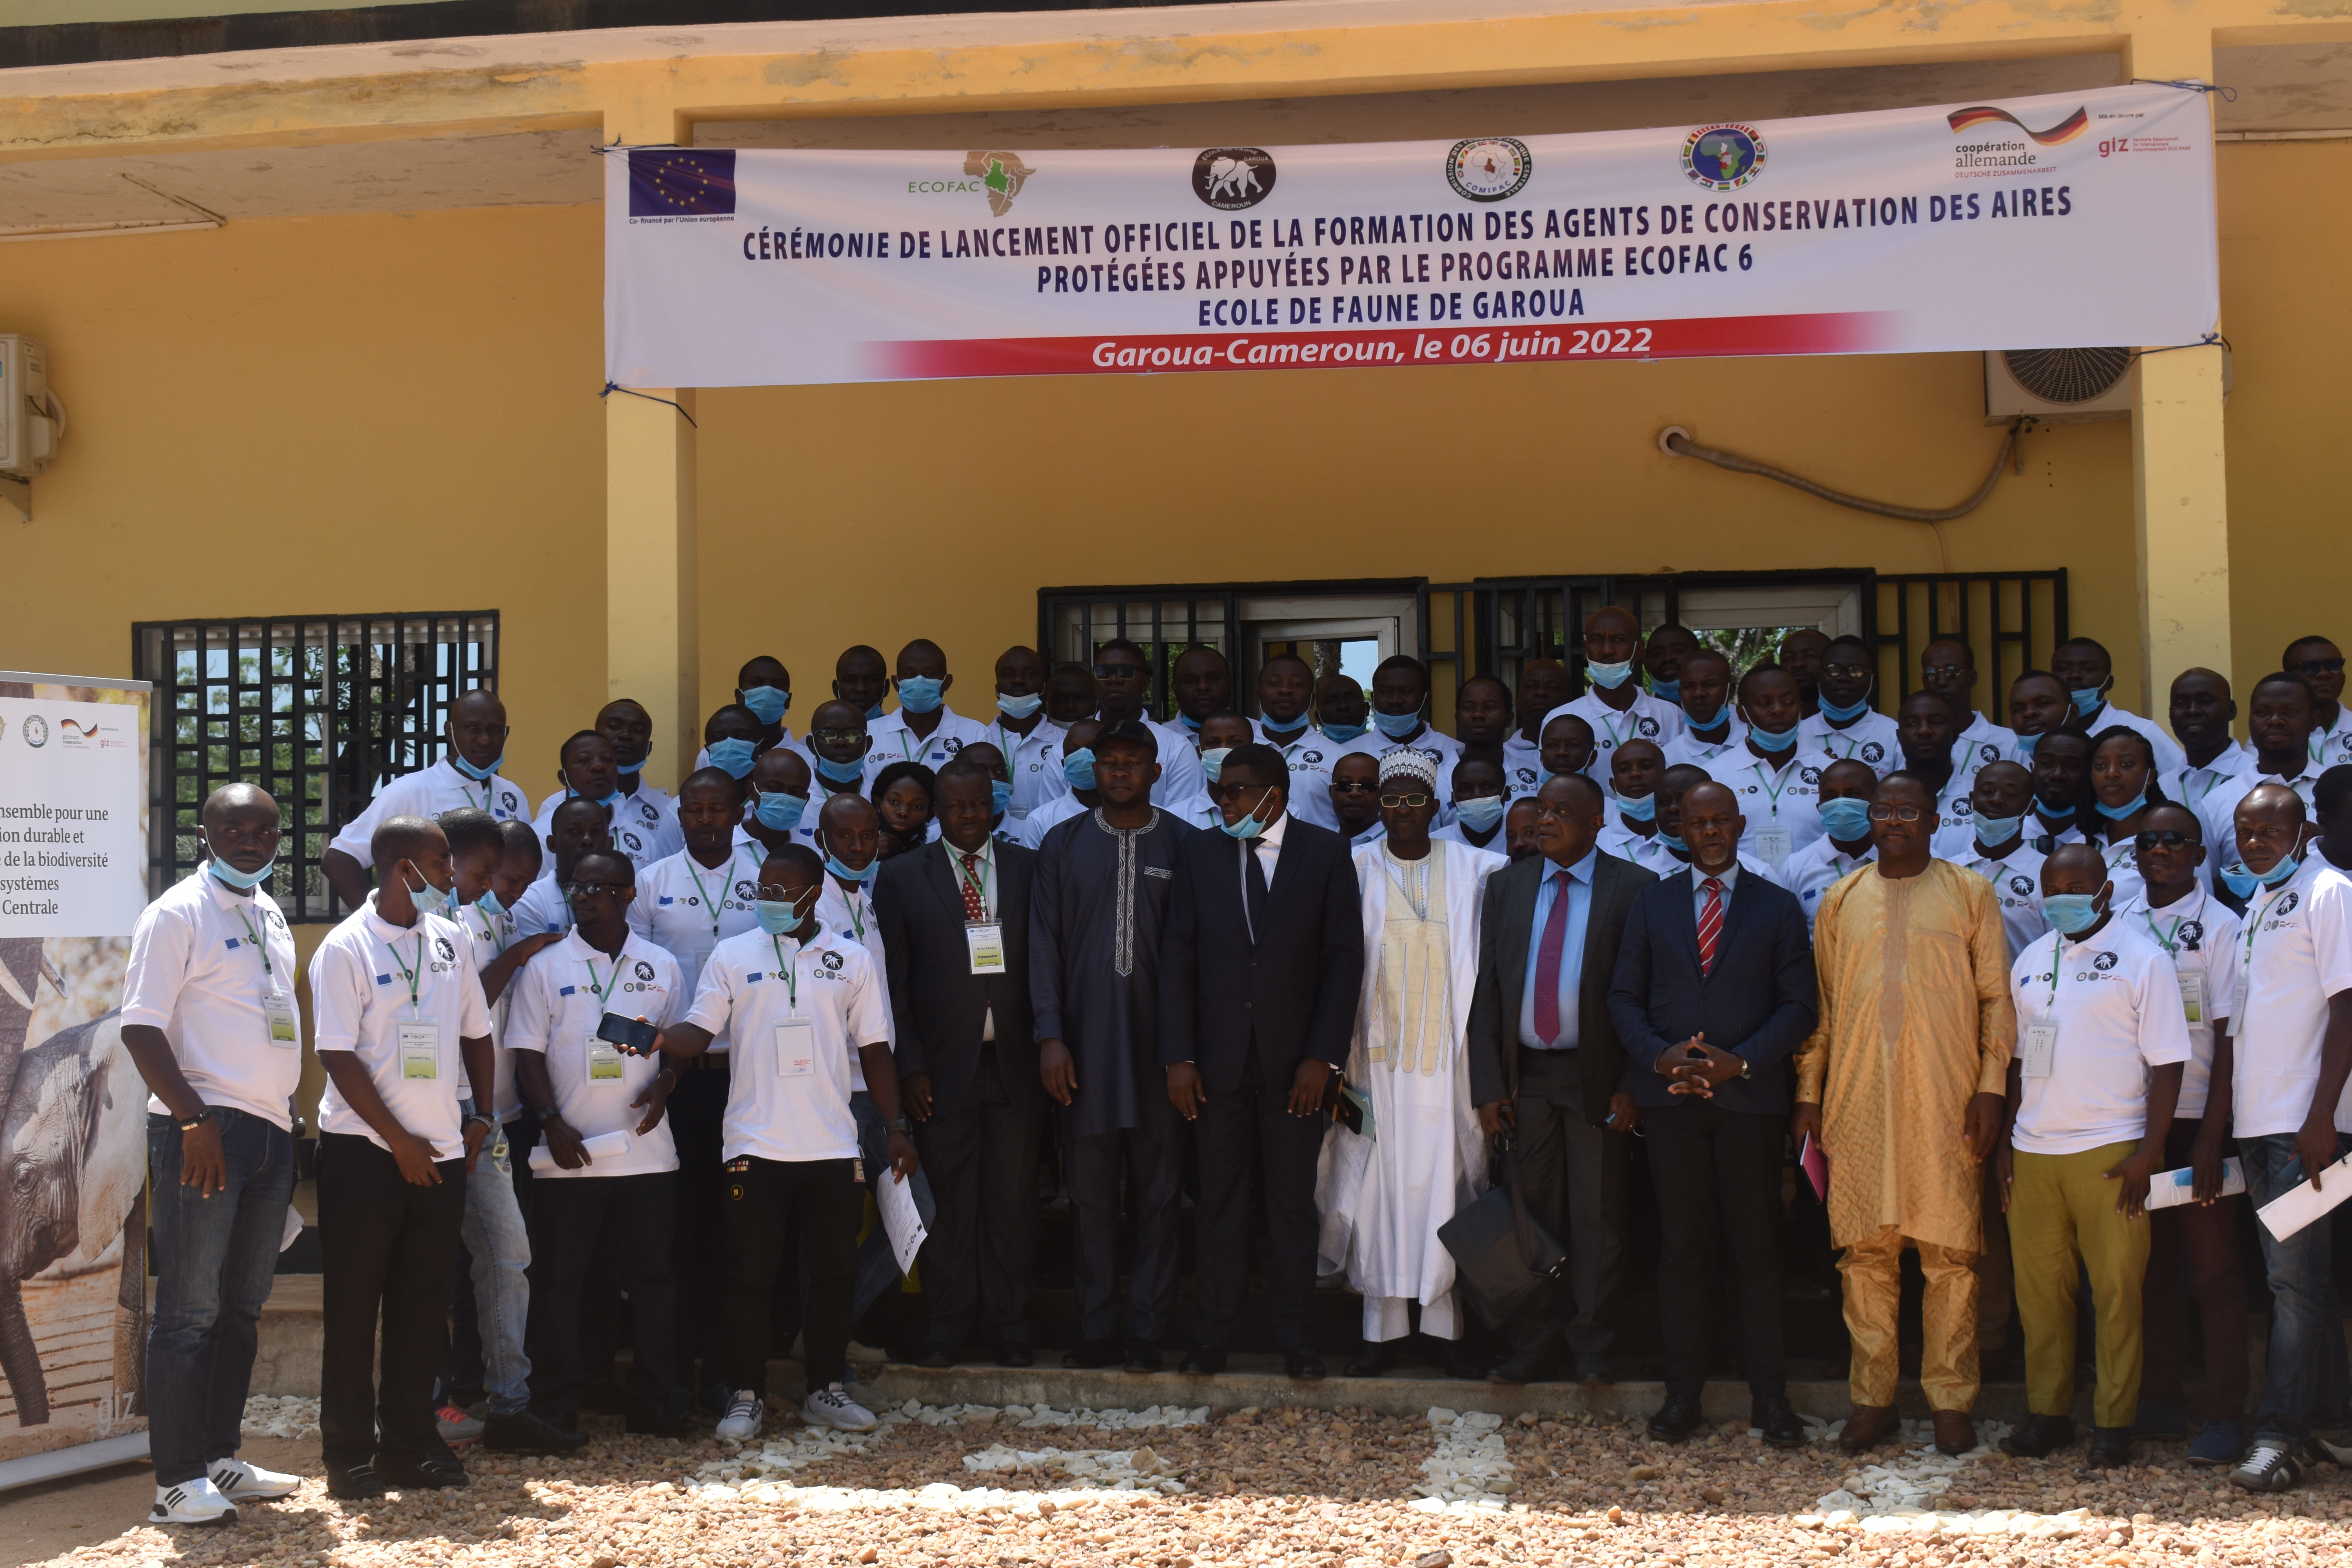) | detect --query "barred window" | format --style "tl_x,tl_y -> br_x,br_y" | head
132,613 -> 499,921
